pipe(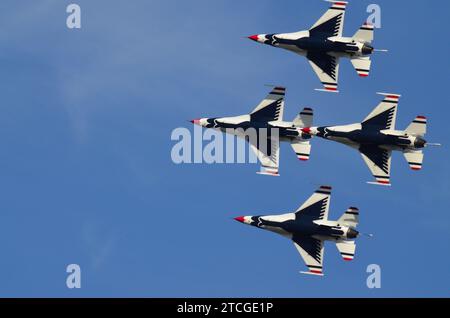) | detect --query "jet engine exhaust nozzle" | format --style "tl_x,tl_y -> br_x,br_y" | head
414,137 -> 427,149
347,228 -> 359,239
362,44 -> 374,55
